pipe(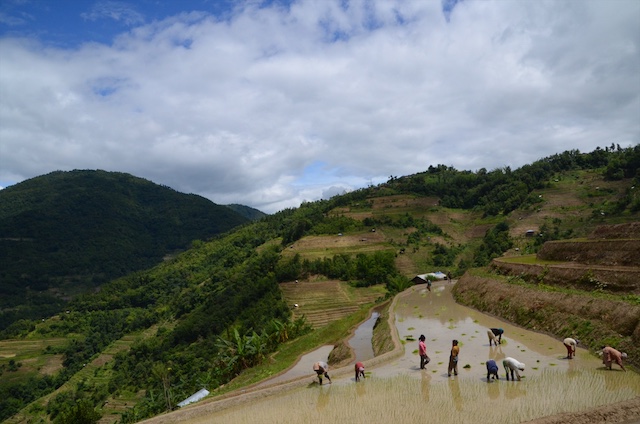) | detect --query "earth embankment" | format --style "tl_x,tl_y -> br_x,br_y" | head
536,239 -> 640,267
452,273 -> 640,369
490,260 -> 640,294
